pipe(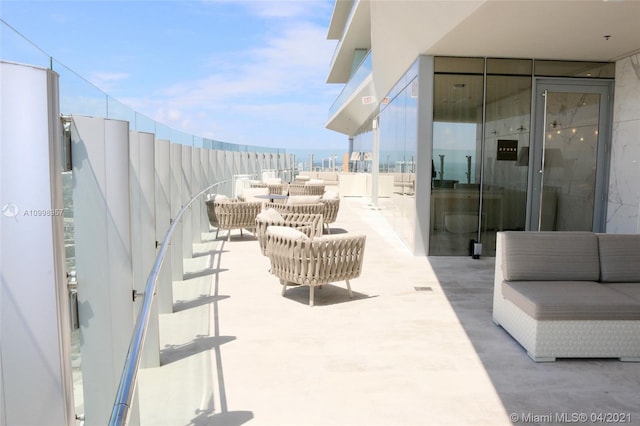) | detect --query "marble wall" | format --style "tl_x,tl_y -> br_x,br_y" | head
607,53 -> 640,233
